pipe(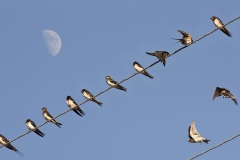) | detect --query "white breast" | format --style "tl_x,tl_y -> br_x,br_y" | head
0,137 -> 6,145
27,122 -> 35,130
43,113 -> 52,121
134,64 -> 143,72
67,100 -> 77,108
83,92 -> 91,99
214,19 -> 223,28
107,80 -> 116,86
